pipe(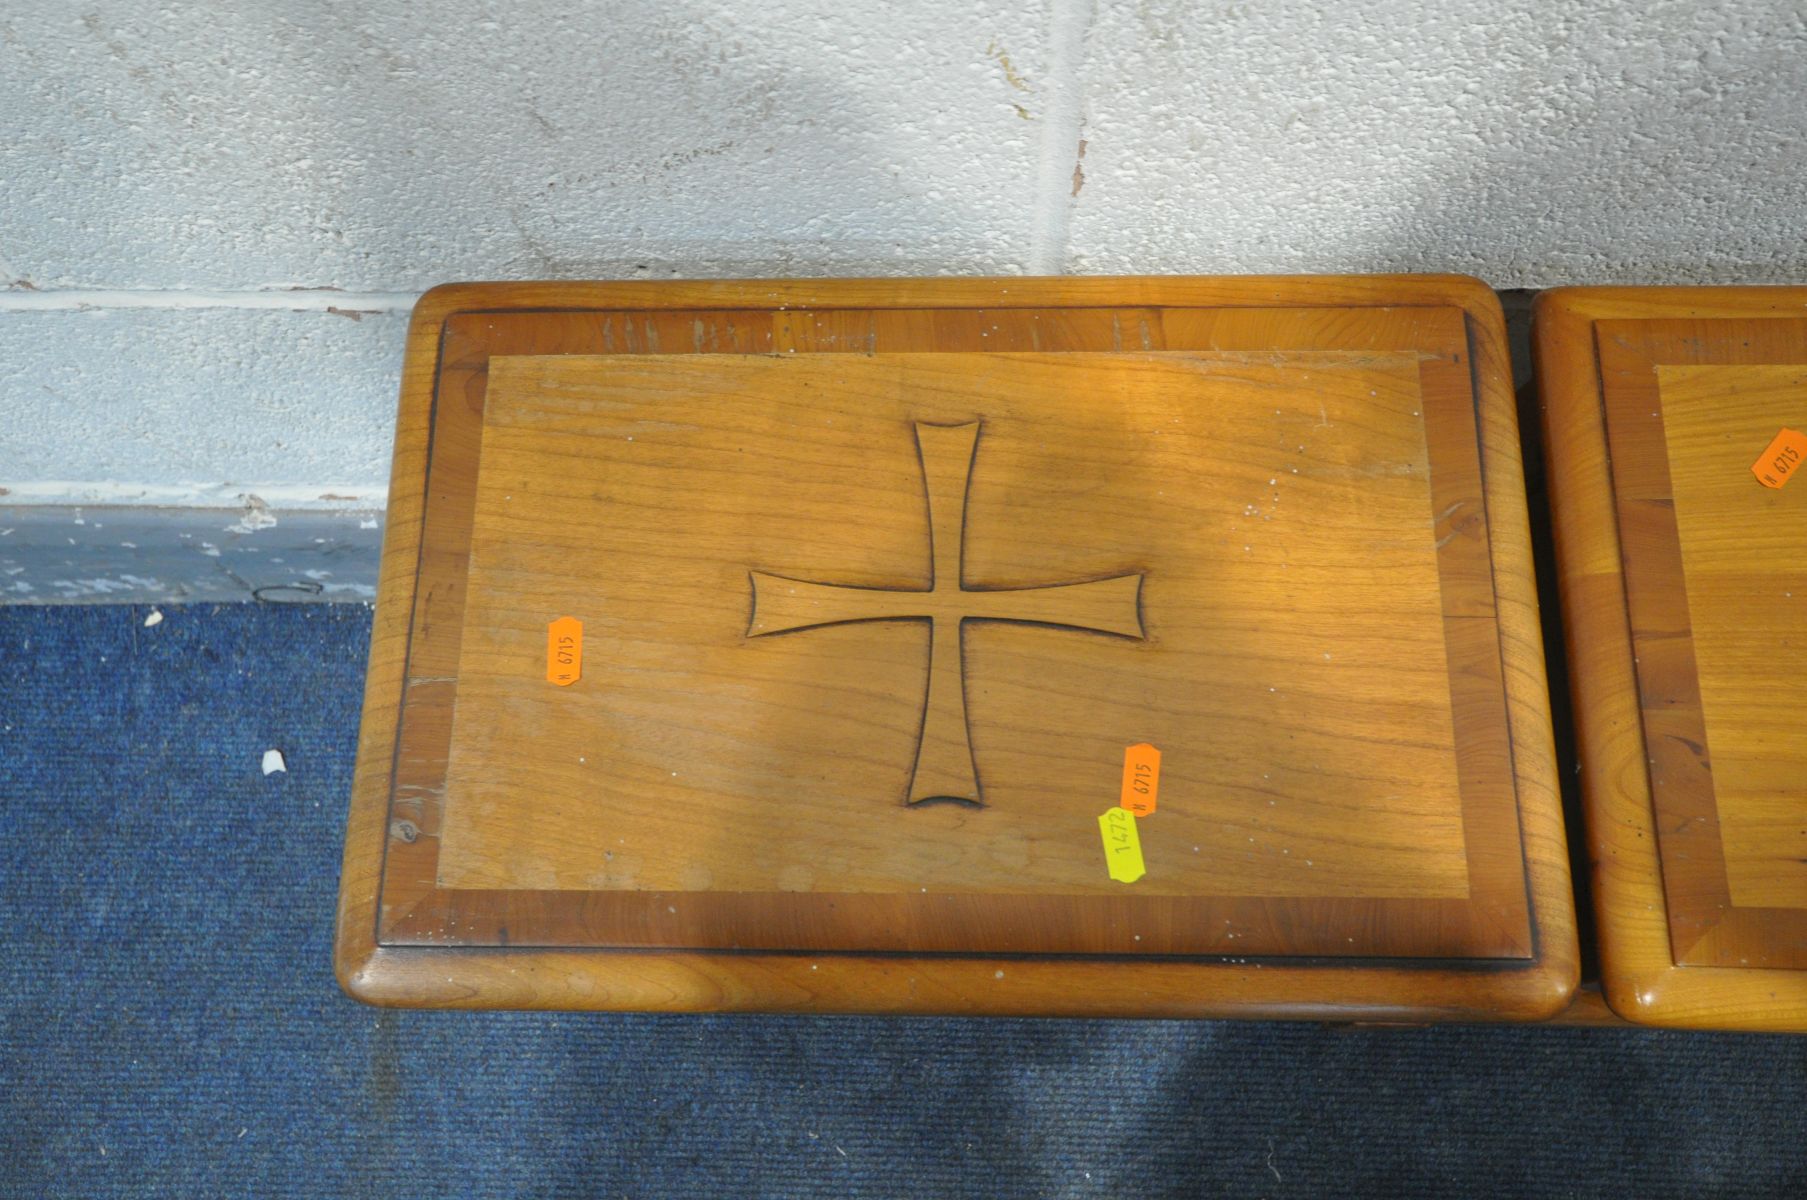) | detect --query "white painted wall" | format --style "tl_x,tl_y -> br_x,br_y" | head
4,0 -> 1805,507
